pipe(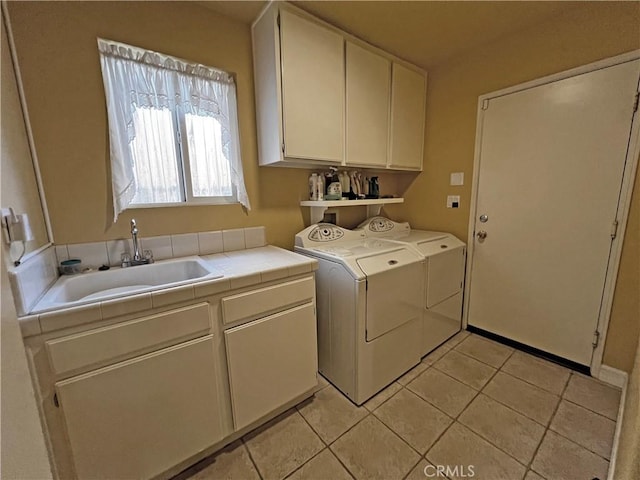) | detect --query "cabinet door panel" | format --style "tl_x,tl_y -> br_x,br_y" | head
280,10 -> 344,162
225,303 -> 318,430
389,63 -> 426,170
56,336 -> 223,480
346,42 -> 390,167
